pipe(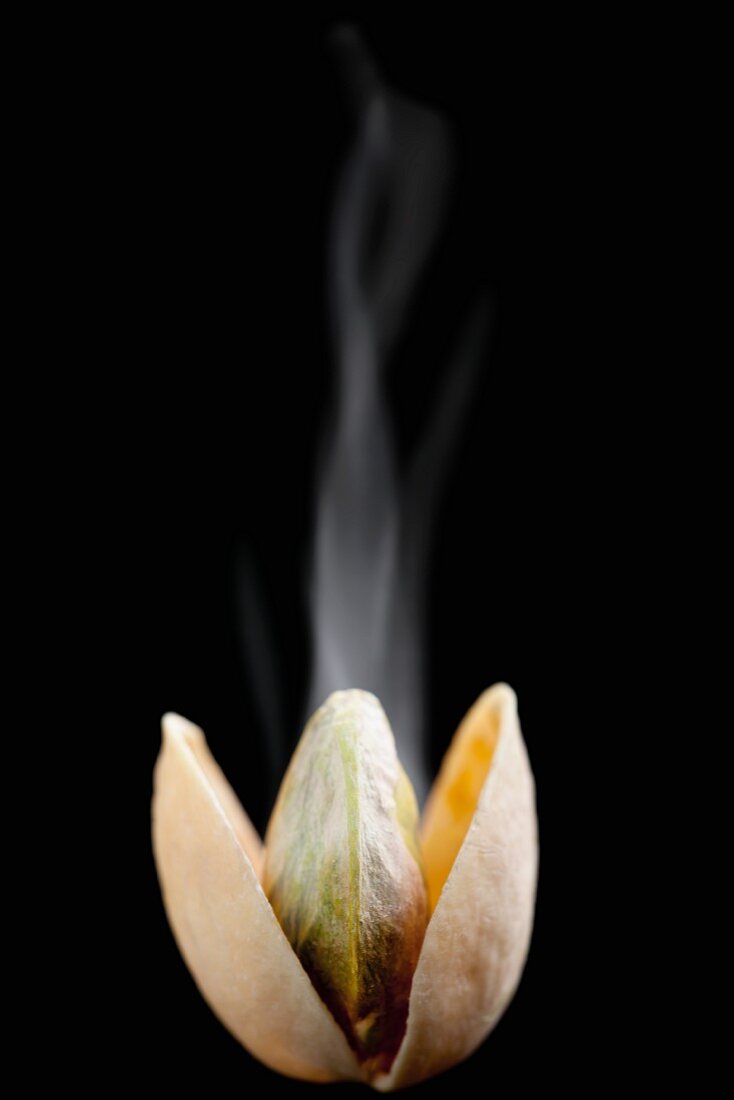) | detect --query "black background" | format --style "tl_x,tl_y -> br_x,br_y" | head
101,9 -> 636,1093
